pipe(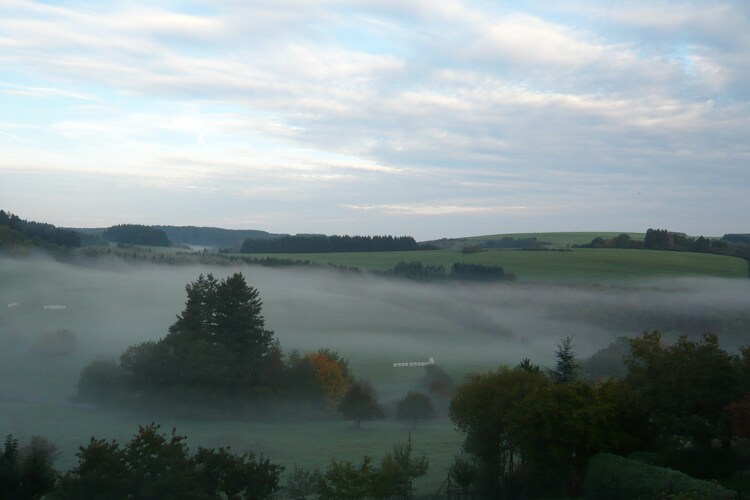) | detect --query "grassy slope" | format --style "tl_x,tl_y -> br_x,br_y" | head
429,231 -> 647,249
236,248 -> 747,283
